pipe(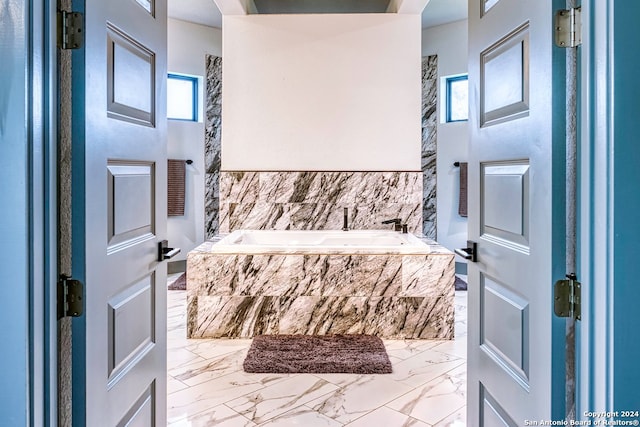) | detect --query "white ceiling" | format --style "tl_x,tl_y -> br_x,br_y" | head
421,0 -> 467,28
167,0 -> 467,29
168,0 -> 223,28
